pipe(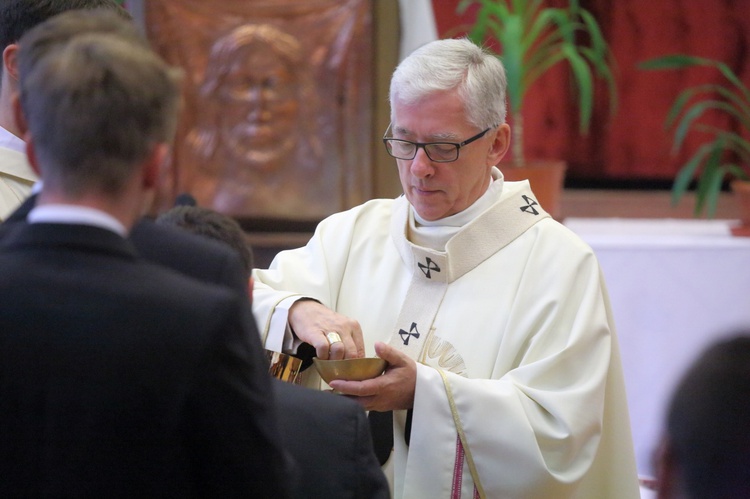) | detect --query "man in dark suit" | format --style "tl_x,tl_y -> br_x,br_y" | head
0,2 -> 251,301
157,205 -> 391,499
6,194 -> 252,296
273,381 -> 391,499
0,12 -> 288,497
